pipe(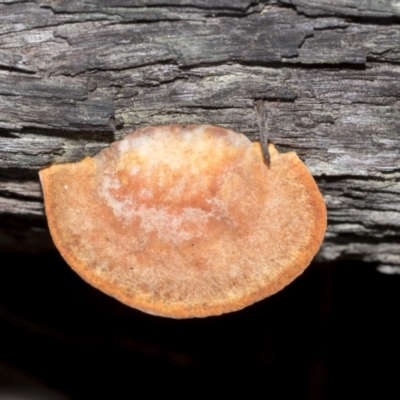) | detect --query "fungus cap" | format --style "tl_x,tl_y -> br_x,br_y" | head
39,124 -> 326,318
